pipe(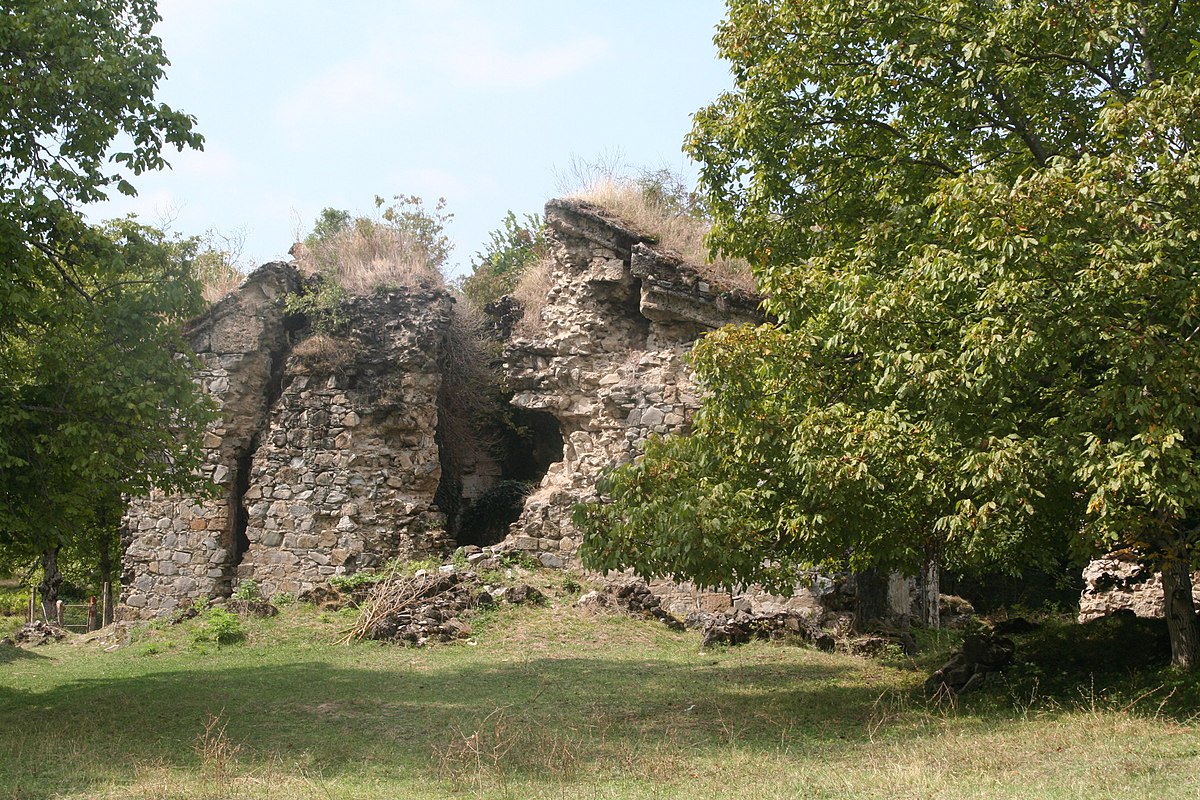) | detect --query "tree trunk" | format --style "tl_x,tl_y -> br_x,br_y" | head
98,522 -> 114,592
916,556 -> 940,629
39,545 -> 62,623
1161,555 -> 1199,670
854,568 -> 889,631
